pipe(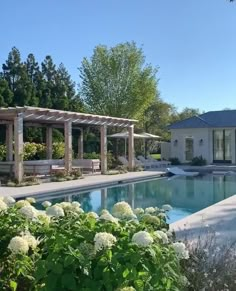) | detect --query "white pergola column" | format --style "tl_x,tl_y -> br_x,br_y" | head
14,114 -> 24,183
6,123 -> 13,161
46,126 -> 53,159
78,129 -> 84,159
64,121 -> 72,172
128,125 -> 134,170
100,125 -> 107,174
